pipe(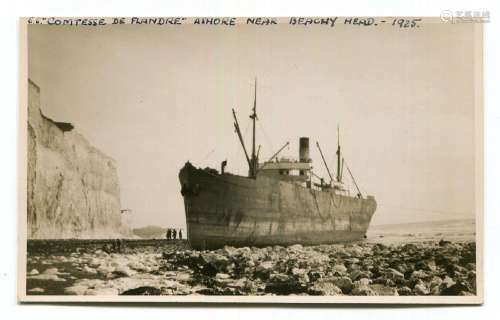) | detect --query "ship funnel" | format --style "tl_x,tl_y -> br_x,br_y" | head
299,137 -> 310,163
